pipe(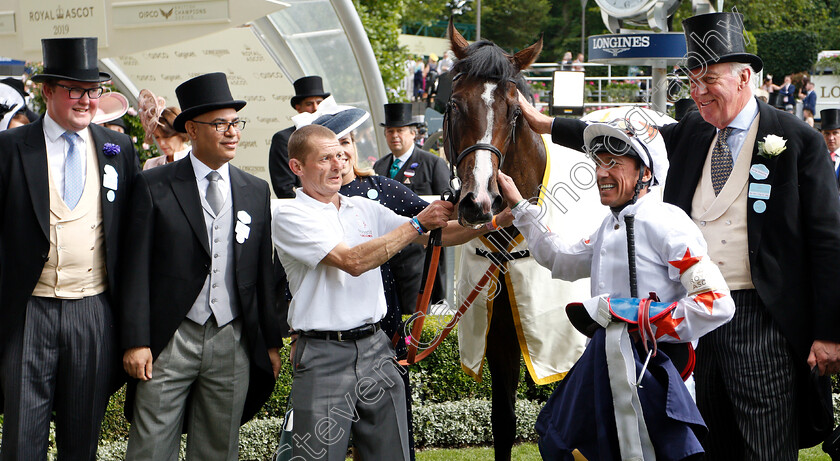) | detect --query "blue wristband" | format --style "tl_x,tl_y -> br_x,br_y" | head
410,216 -> 426,235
